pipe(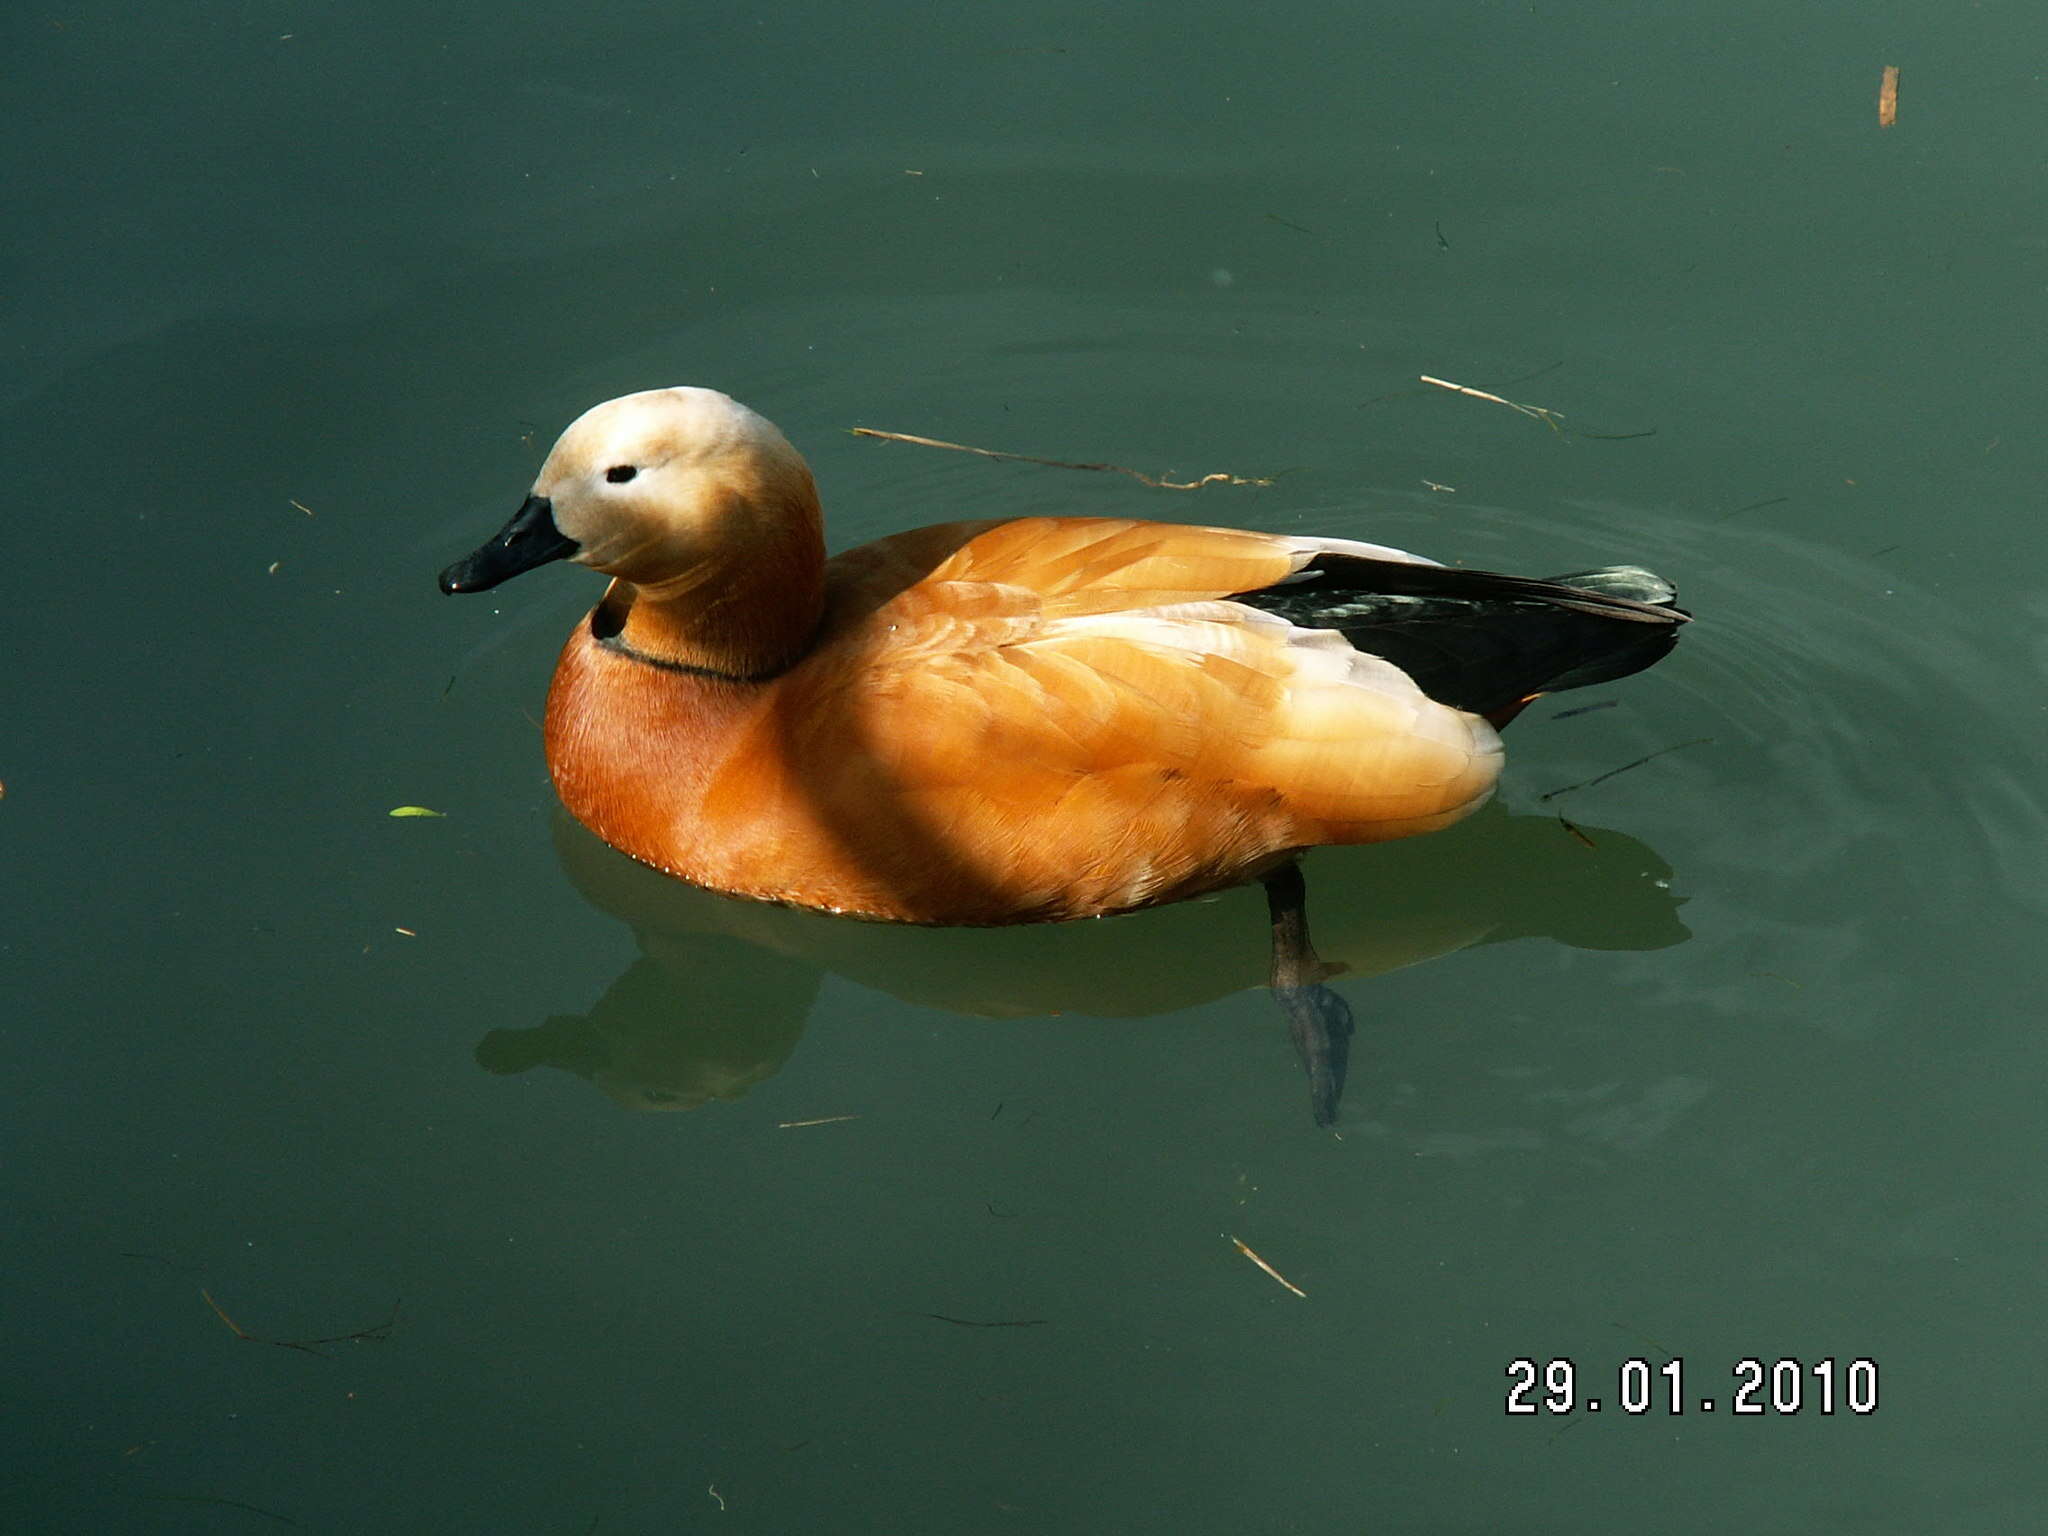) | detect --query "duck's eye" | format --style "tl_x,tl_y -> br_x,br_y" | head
605,465 -> 638,484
